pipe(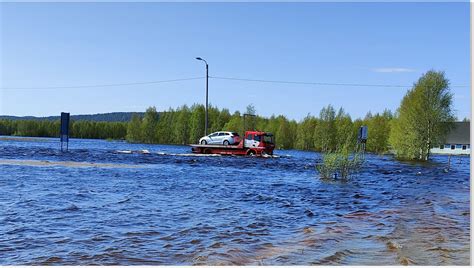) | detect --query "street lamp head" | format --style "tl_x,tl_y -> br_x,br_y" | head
196,57 -> 203,61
